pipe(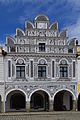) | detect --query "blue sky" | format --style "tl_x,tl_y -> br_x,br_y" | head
0,0 -> 80,45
